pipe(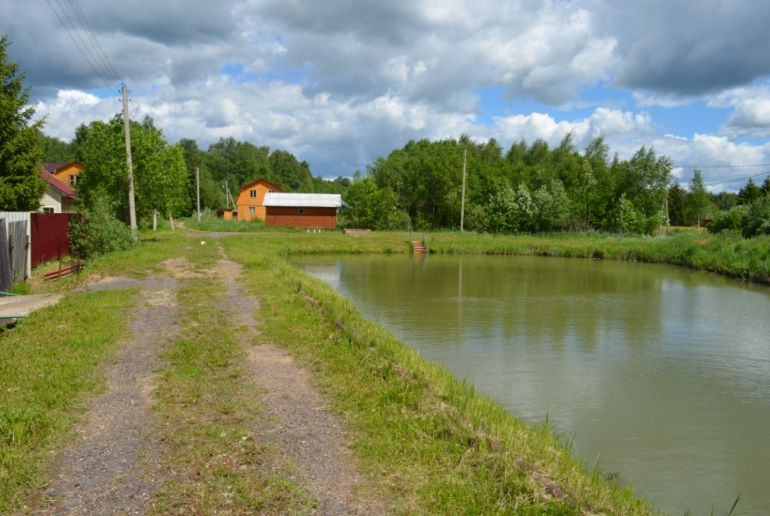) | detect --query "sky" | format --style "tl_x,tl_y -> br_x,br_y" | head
3,0 -> 770,190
